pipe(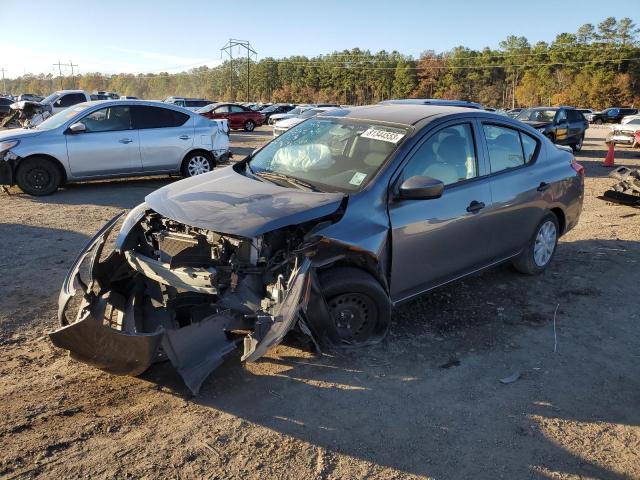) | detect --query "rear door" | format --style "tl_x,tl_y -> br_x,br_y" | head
477,122 -> 546,258
566,109 -> 584,143
65,104 -> 142,177
132,105 -> 194,172
388,121 -> 495,302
